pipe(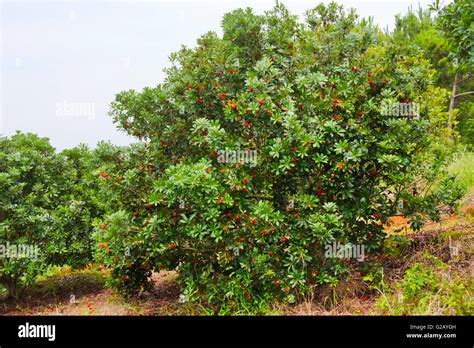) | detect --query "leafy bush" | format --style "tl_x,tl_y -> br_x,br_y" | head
0,133 -> 96,297
96,3 -> 463,311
